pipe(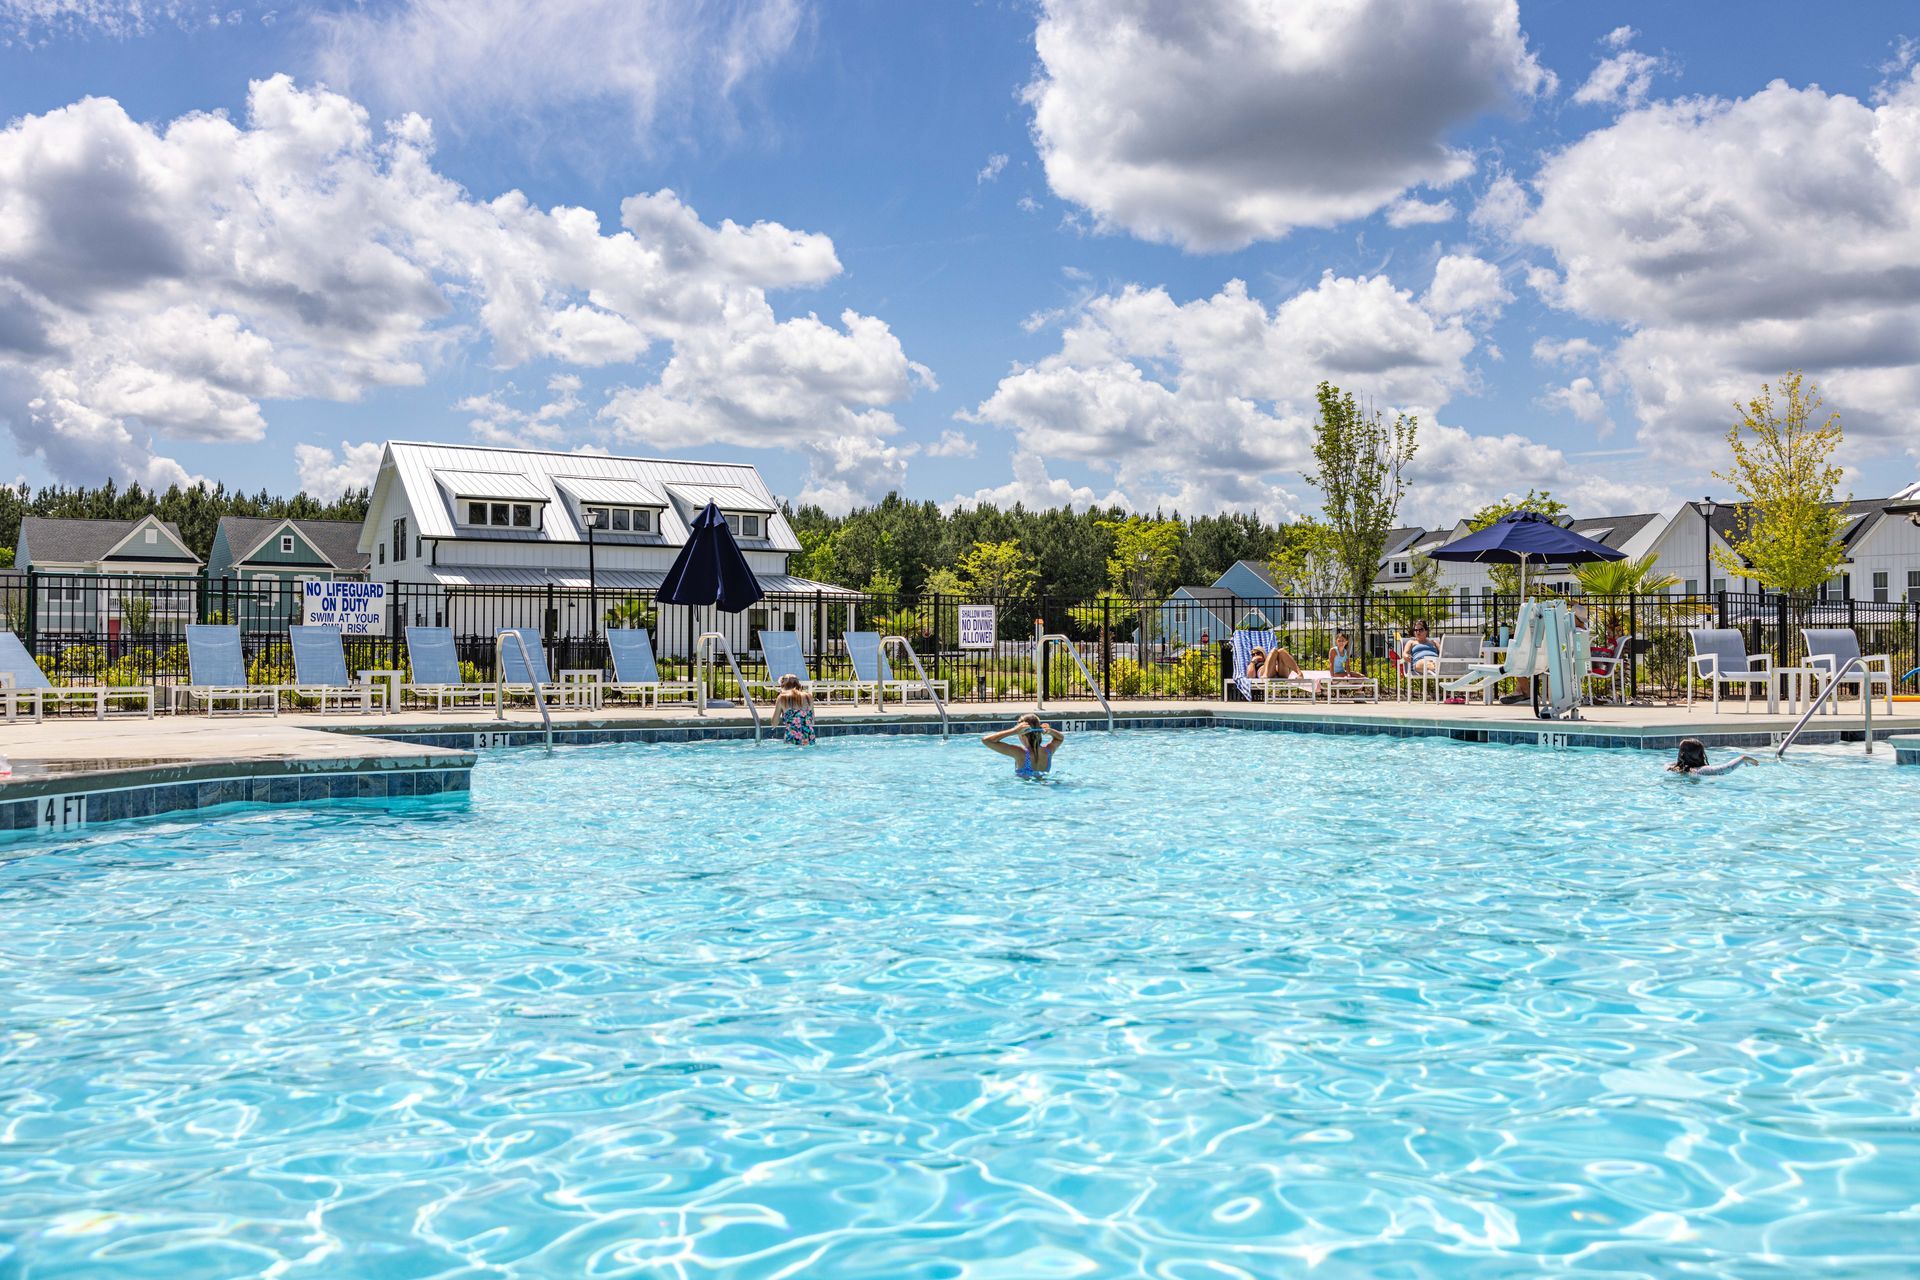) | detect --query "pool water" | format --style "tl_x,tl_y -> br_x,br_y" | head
3,730 -> 1916,1277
